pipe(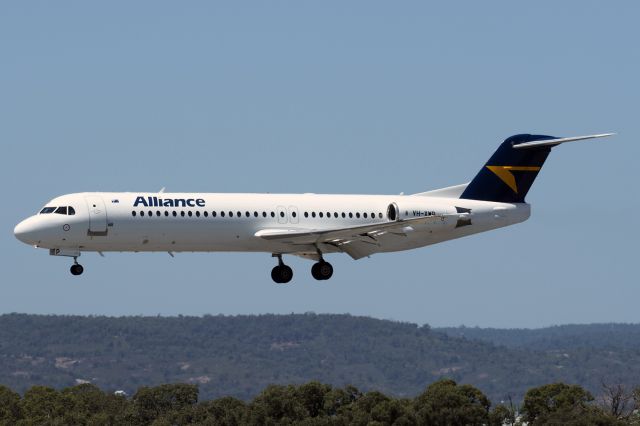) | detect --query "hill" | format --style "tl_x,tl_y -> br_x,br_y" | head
1,313 -> 638,403
435,323 -> 640,350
